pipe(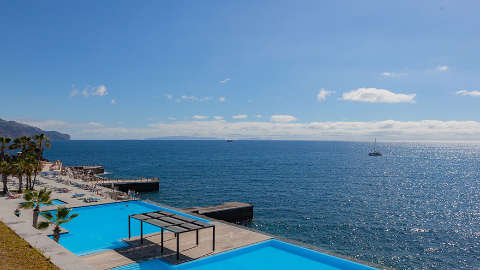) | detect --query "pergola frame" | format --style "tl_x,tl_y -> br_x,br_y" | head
129,210 -> 215,260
